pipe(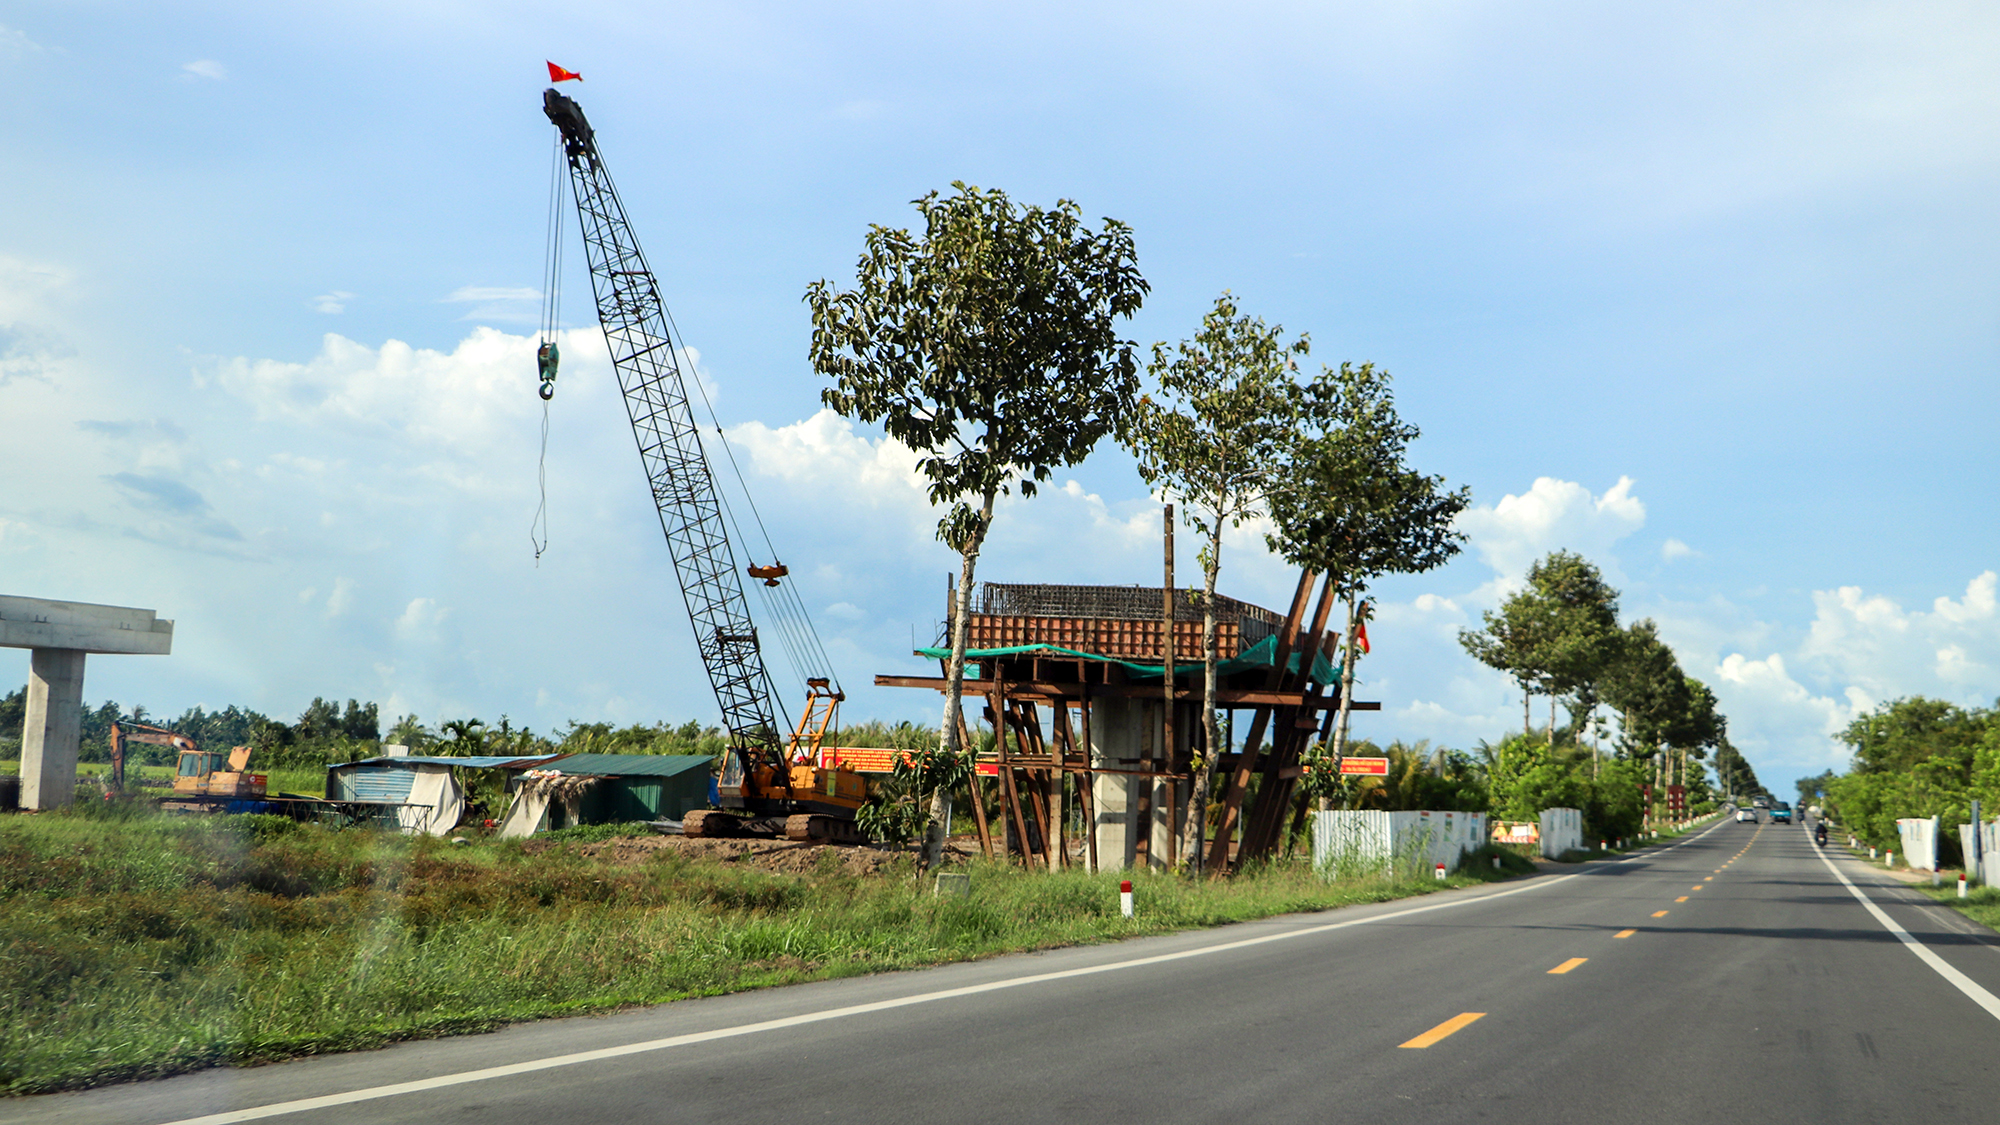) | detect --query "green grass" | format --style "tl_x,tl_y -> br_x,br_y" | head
0,809 -> 1524,1095
1912,881 -> 2000,933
